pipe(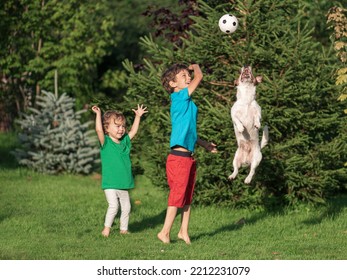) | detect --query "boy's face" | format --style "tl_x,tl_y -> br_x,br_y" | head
170,69 -> 191,92
106,118 -> 126,142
